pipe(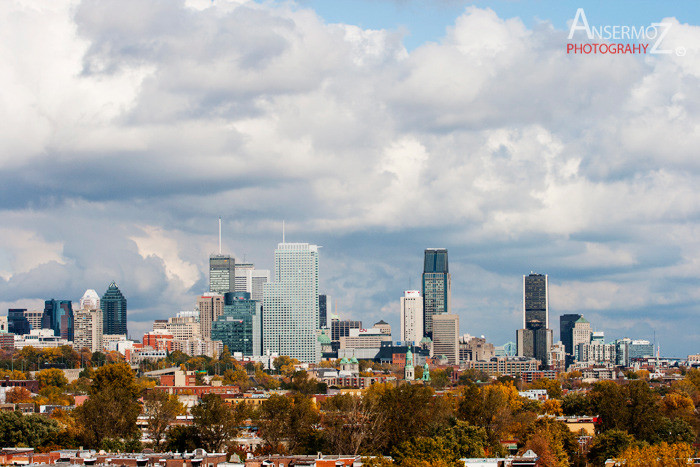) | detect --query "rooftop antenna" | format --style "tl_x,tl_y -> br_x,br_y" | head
282,220 -> 285,243
218,217 -> 222,254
